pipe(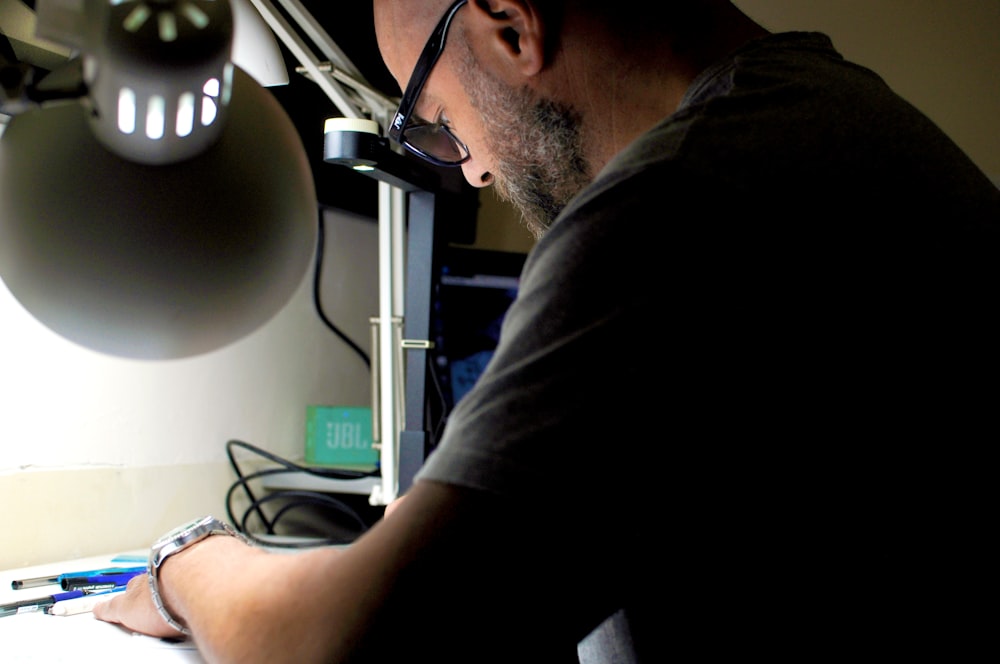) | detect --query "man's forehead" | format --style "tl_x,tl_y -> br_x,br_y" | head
373,0 -> 444,85
374,1 -> 452,48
